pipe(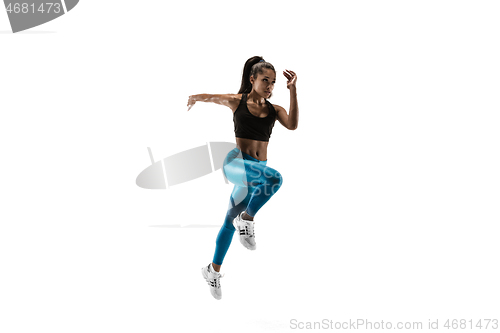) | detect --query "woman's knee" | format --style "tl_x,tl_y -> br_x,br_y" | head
264,168 -> 283,192
274,172 -> 283,192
